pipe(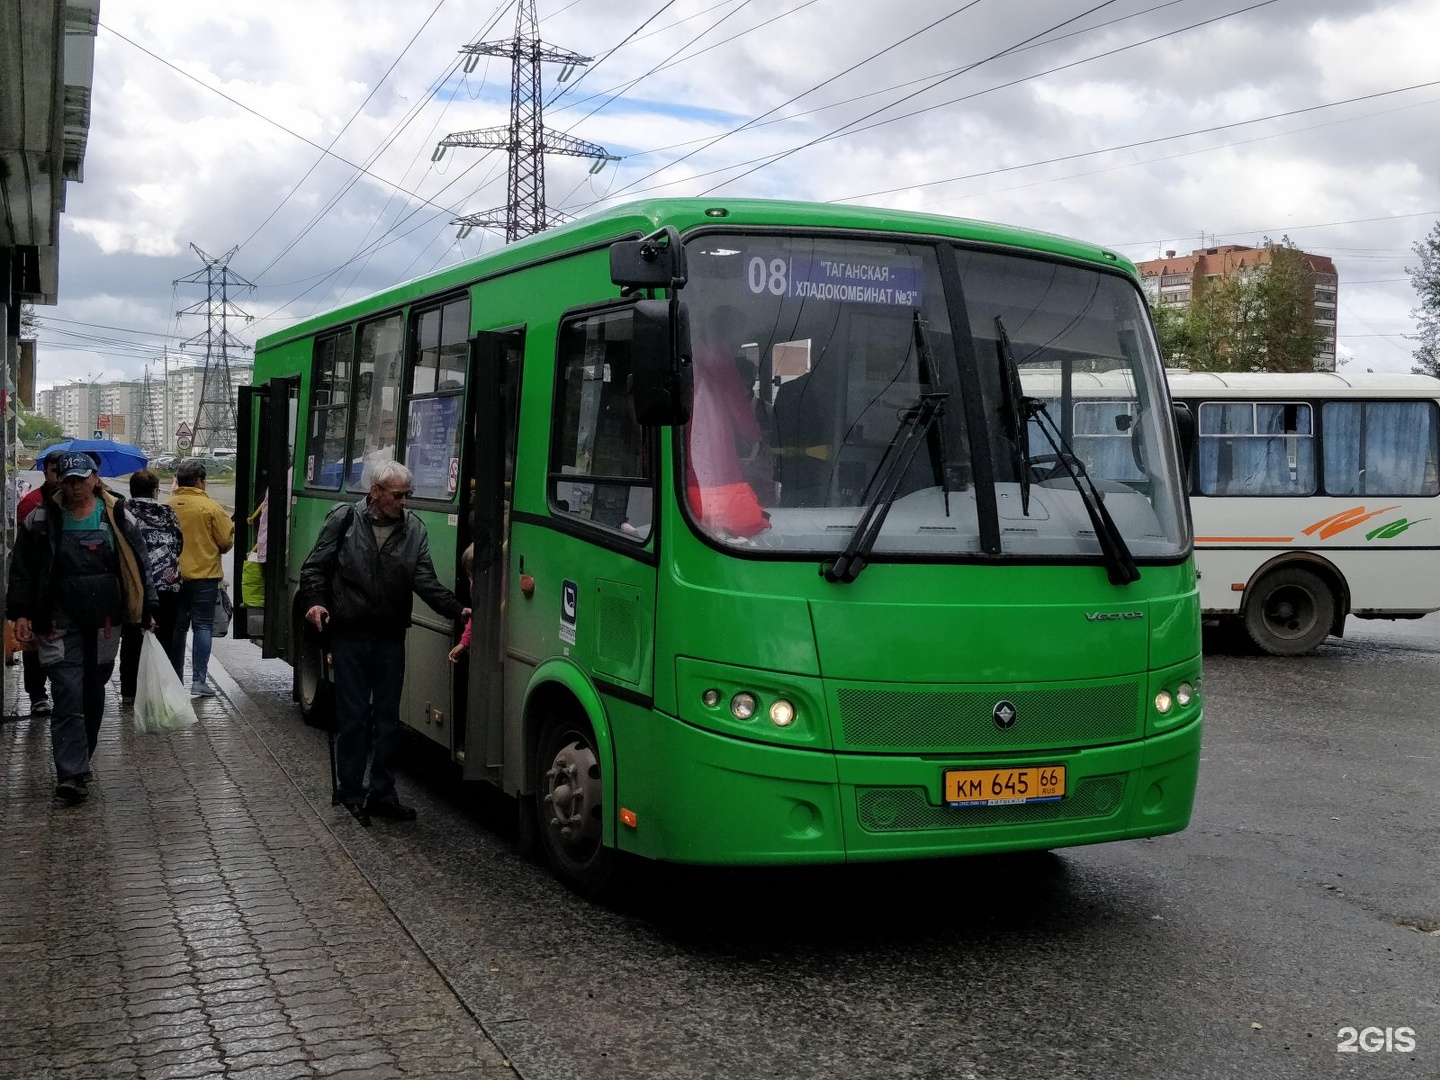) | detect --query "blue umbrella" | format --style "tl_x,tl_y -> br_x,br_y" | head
37,438 -> 148,477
